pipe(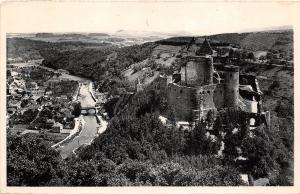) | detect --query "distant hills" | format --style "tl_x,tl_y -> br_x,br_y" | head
7,27 -> 293,53
157,29 -> 293,54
